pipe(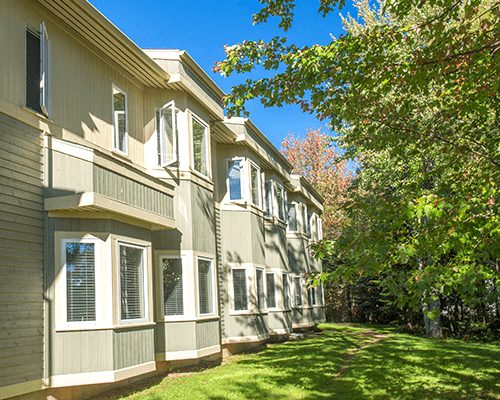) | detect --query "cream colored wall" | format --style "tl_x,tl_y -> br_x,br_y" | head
0,0 -> 146,165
